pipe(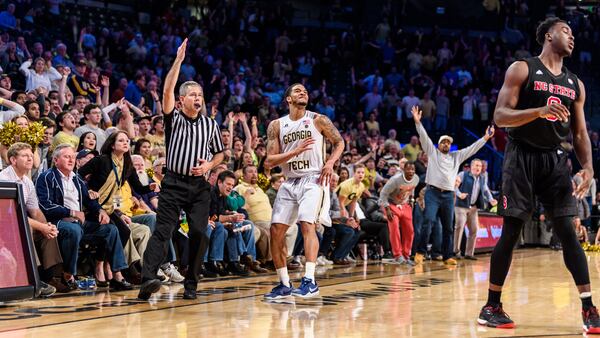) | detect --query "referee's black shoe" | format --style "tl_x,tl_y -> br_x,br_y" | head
137,279 -> 162,300
183,280 -> 198,300
477,303 -> 515,329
